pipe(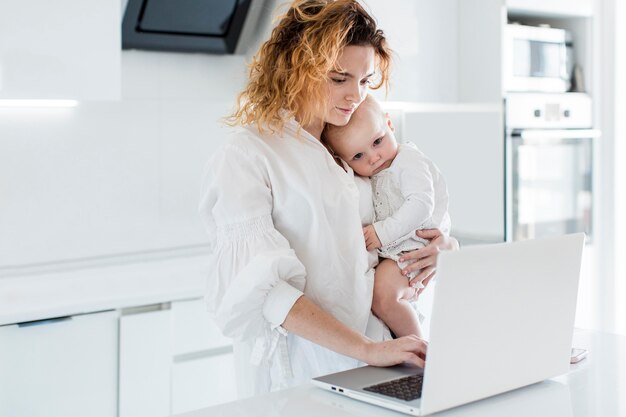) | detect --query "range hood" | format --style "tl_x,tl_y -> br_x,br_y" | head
122,0 -> 254,54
